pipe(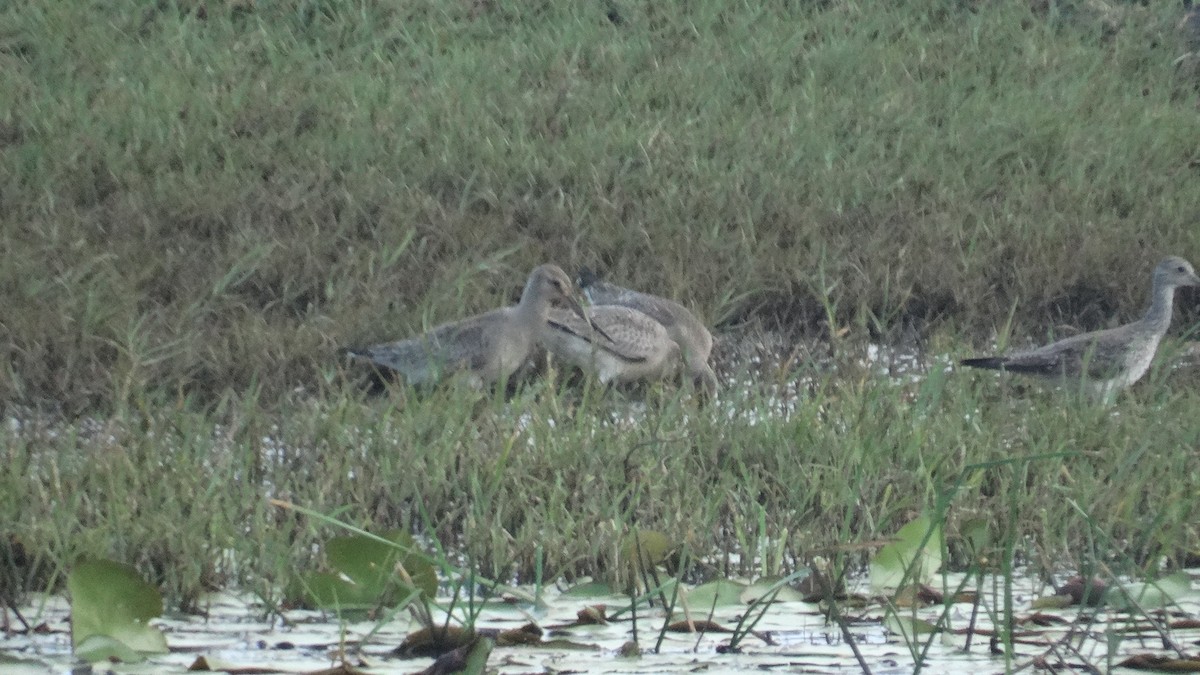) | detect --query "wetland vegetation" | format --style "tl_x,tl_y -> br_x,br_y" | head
3,0 -> 1200,671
